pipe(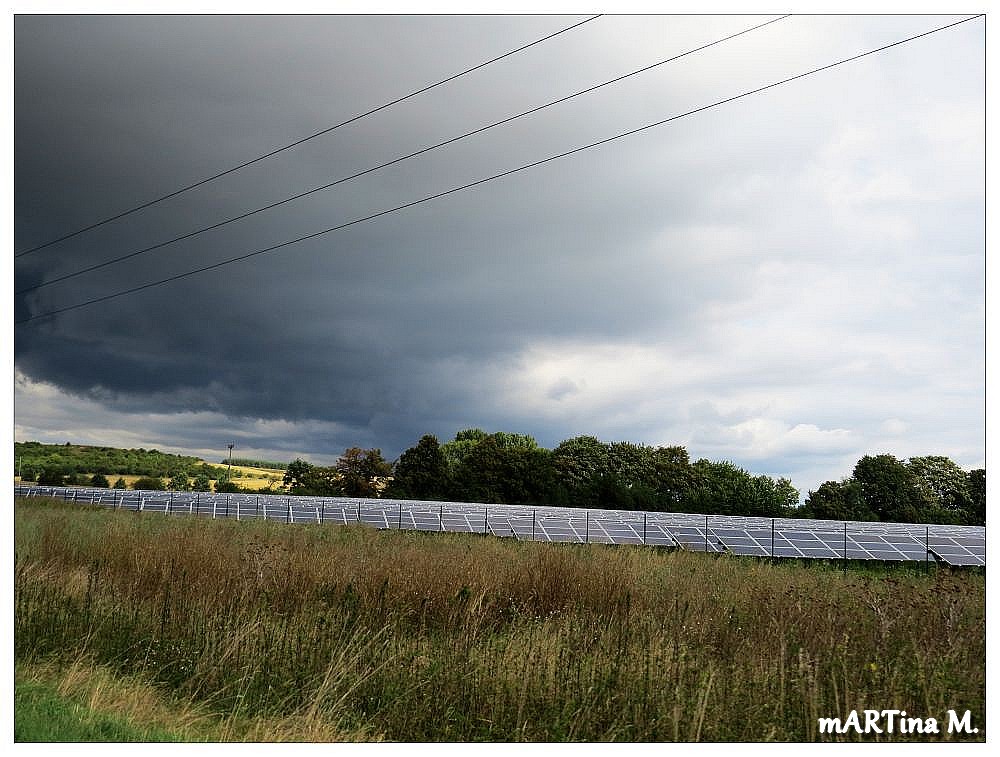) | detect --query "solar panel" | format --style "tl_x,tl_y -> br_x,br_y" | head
15,484 -> 985,566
